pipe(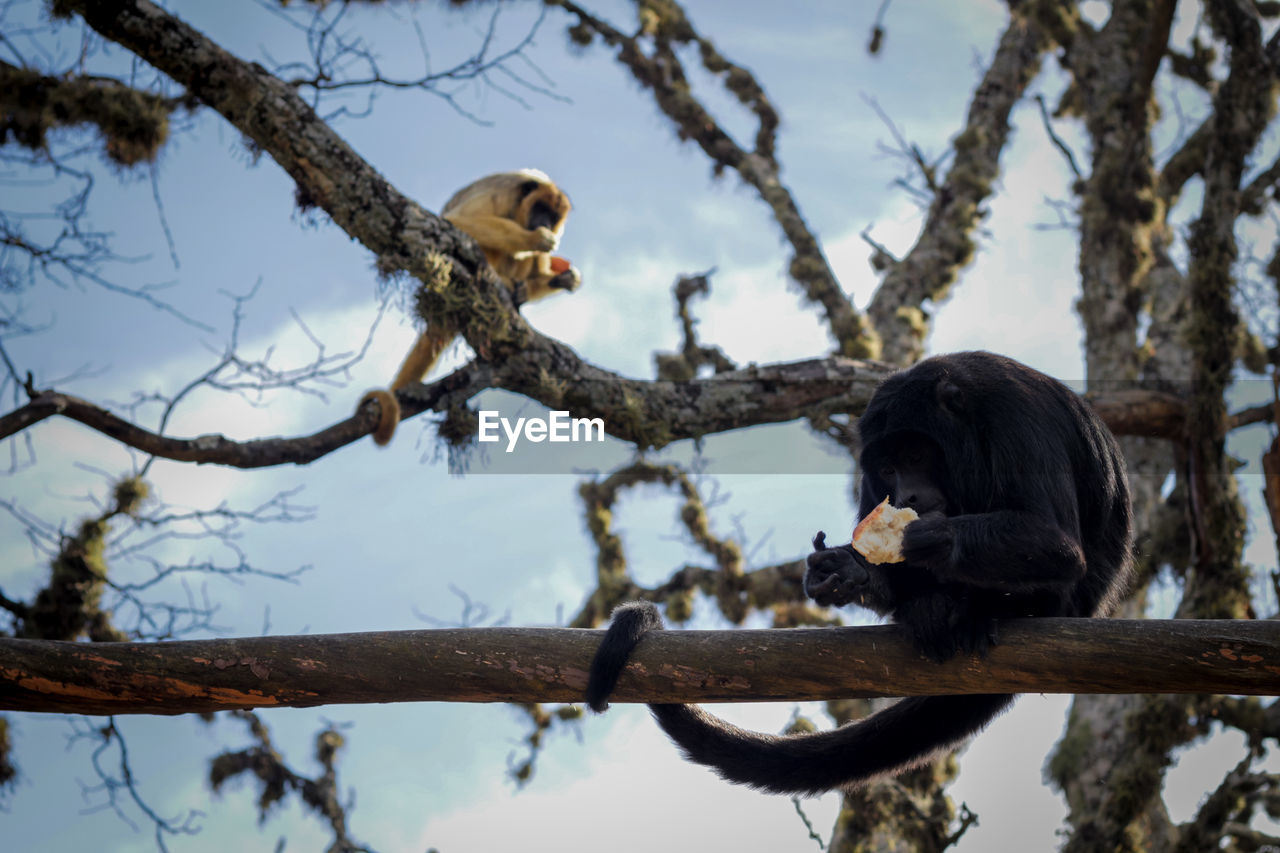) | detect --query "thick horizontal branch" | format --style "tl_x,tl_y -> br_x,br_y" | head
1,358 -> 1190,467
1084,387 -> 1187,439
1,619 -> 1274,716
